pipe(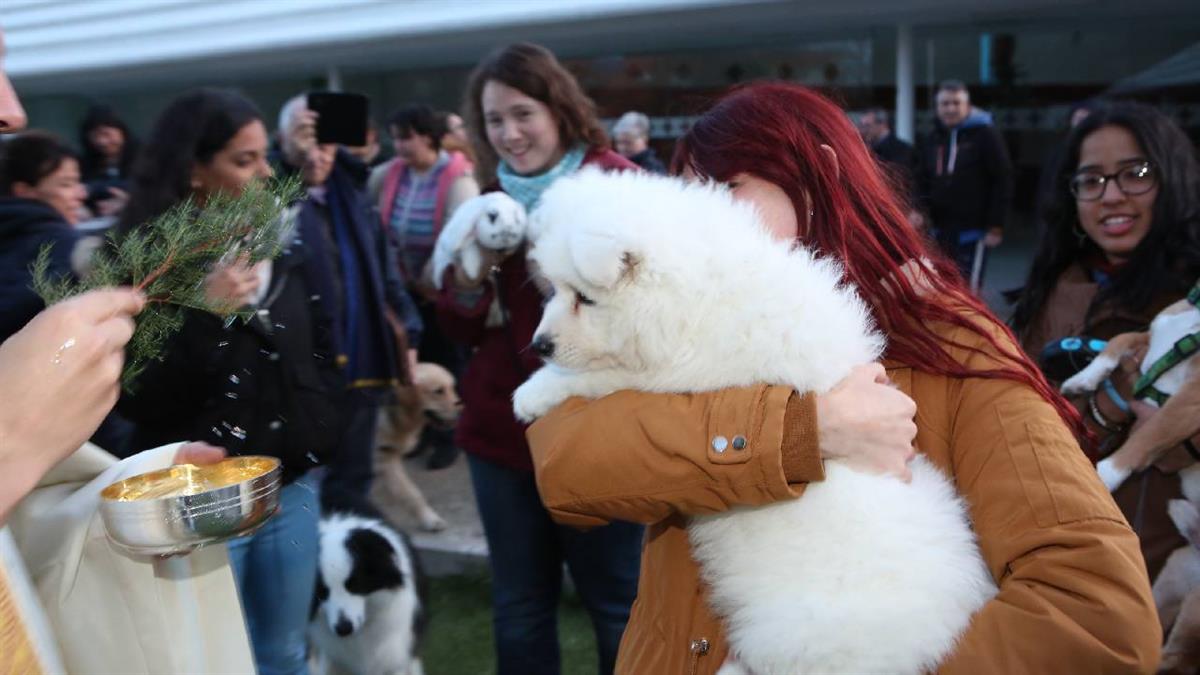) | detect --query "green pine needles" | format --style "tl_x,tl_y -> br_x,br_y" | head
32,176 -> 304,389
